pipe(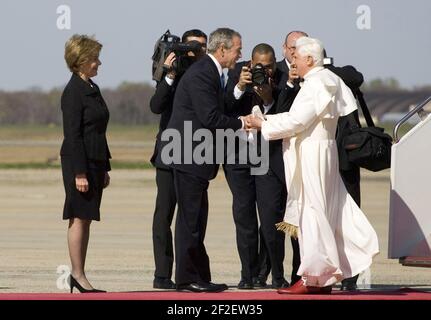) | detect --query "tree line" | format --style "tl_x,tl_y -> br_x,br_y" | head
0,82 -> 157,125
0,78 -> 428,125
